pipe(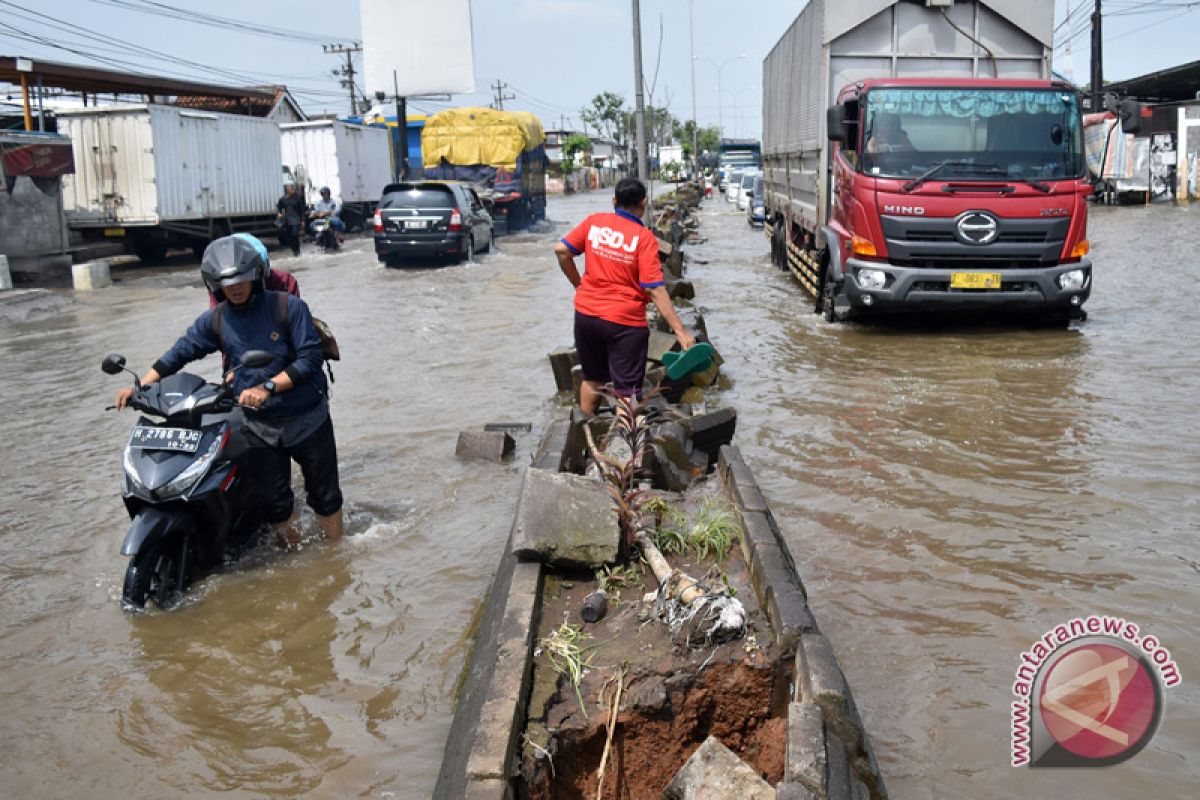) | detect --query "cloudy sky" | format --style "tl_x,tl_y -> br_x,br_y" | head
2,0 -> 1197,139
